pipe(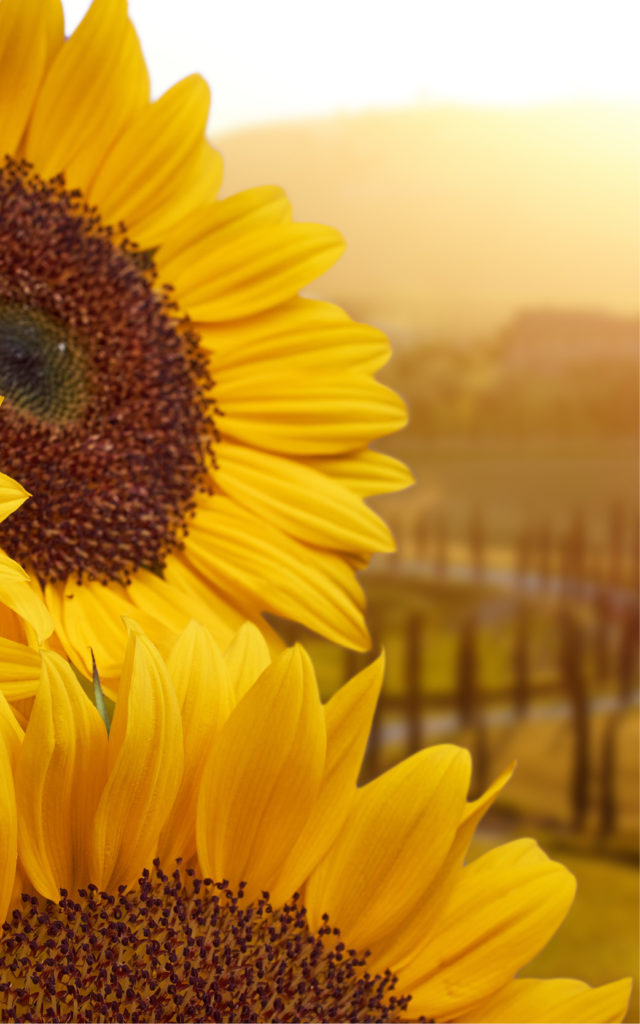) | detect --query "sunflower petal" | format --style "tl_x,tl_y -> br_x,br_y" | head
185,496 -> 370,649
169,222 -> 345,321
223,621 -> 272,702
0,555 -> 54,644
158,622 -> 233,865
196,644 -> 326,900
88,74 -> 212,227
301,448 -> 414,498
15,651 -> 107,900
305,745 -> 471,951
129,138 -> 224,249
370,763 -> 517,973
0,471 -> 29,523
0,637 -> 42,701
90,624 -> 183,890
217,371 -> 407,456
0,731 -> 17,923
0,688 -> 24,764
403,838 -> 577,1020
202,297 -> 391,375
0,0 -> 63,156
270,654 -> 384,906
162,554 -> 284,655
215,442 -> 394,553
457,976 -> 633,1024
158,185 -> 292,268
25,0 -> 149,188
